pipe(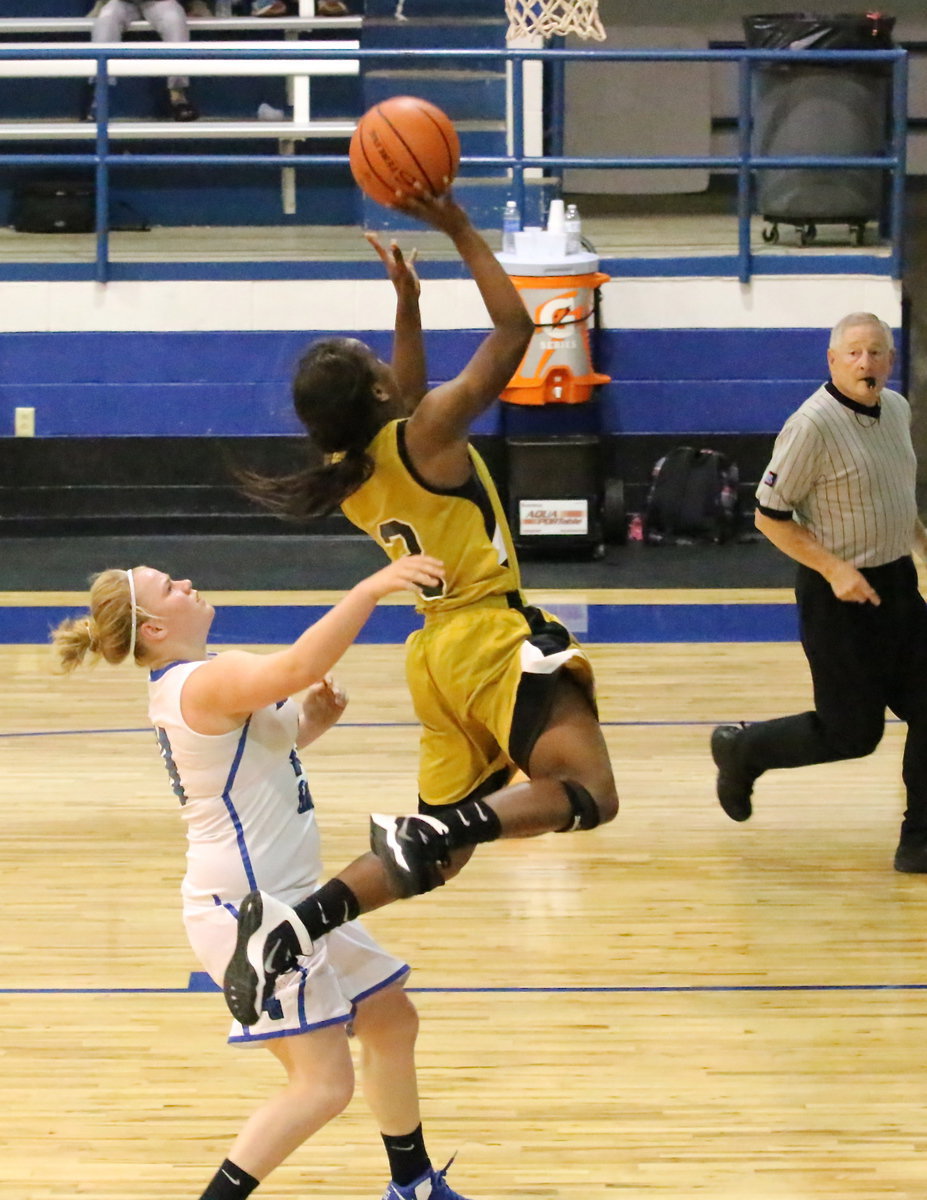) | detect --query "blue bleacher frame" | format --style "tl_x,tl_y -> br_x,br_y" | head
0,41 -> 910,285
